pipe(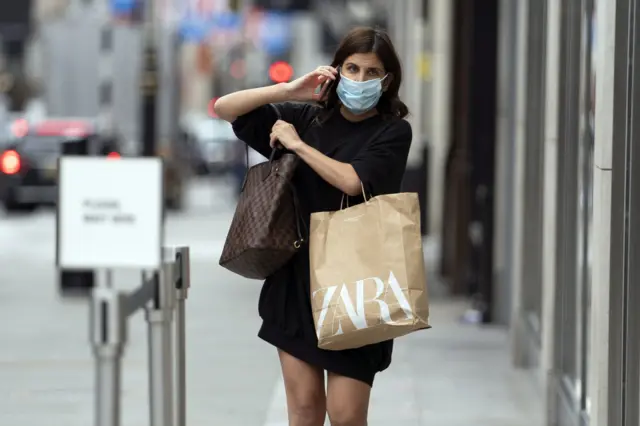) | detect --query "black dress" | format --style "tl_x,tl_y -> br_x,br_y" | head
231,102 -> 413,387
